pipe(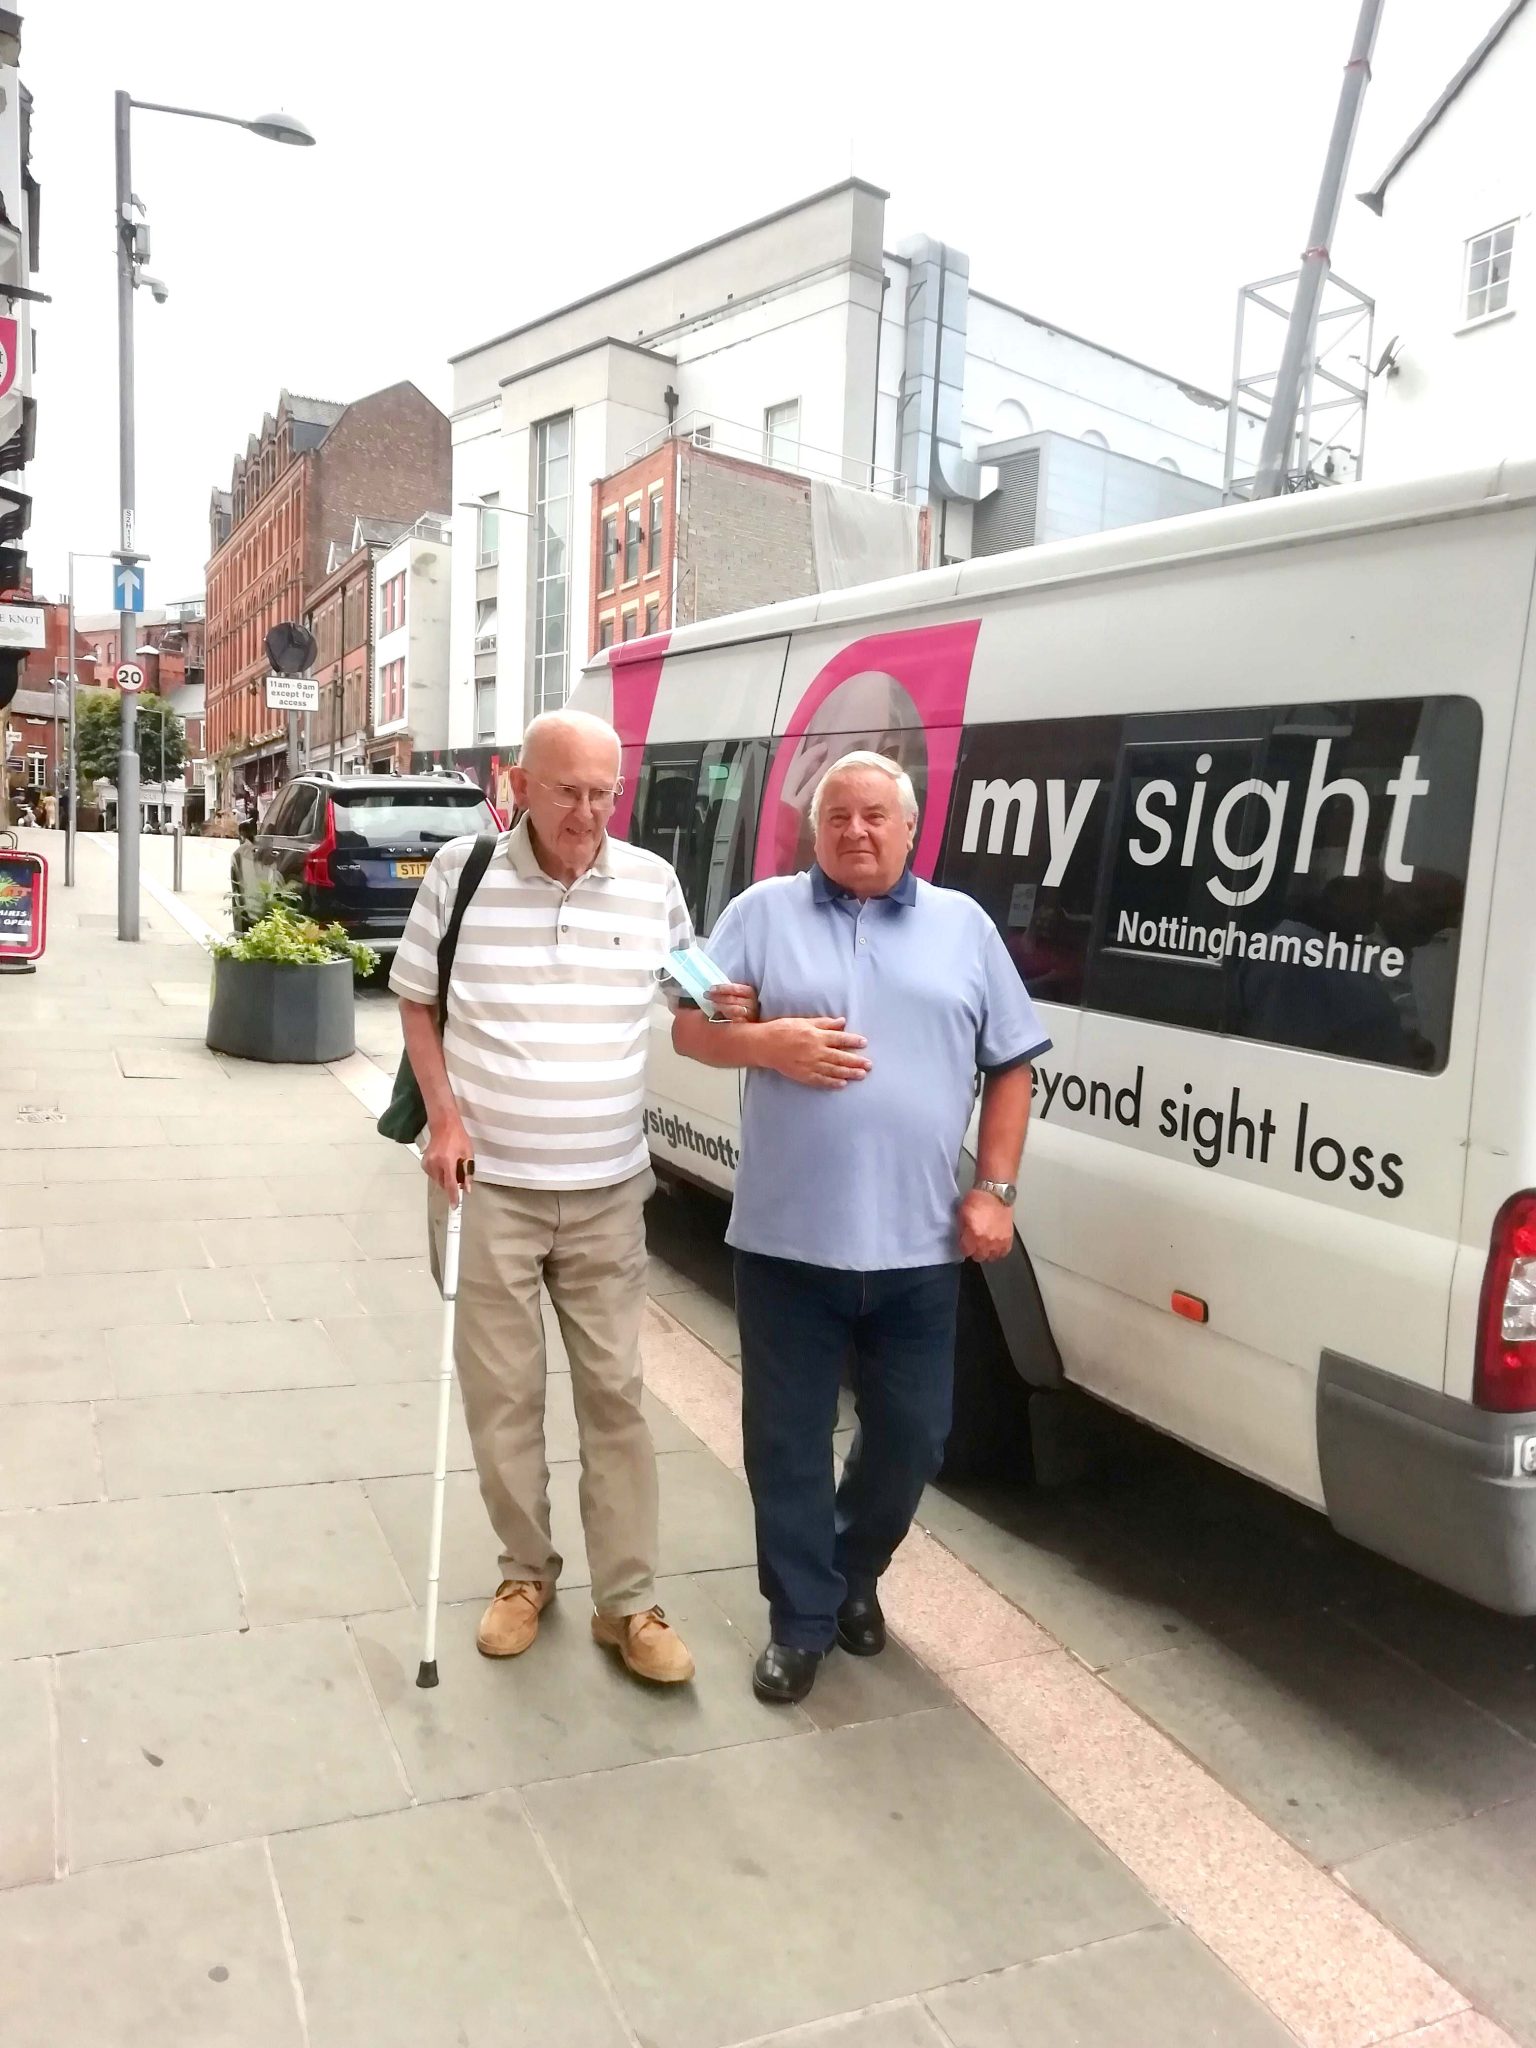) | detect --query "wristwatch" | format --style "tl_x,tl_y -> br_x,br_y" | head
974,1178 -> 1018,1206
